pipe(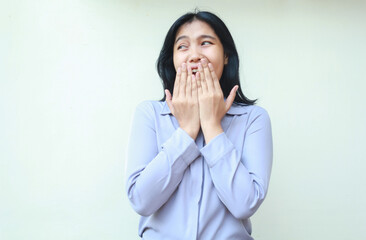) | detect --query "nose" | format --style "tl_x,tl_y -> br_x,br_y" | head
188,46 -> 202,63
